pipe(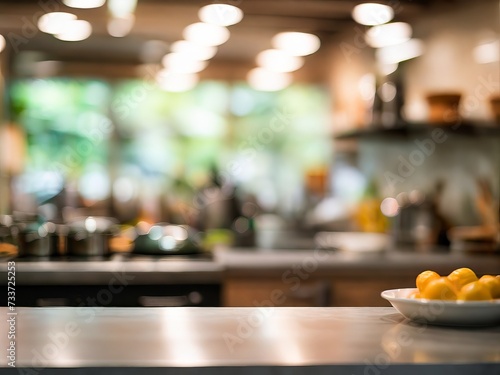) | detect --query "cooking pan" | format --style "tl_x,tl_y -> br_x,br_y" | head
65,217 -> 118,257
